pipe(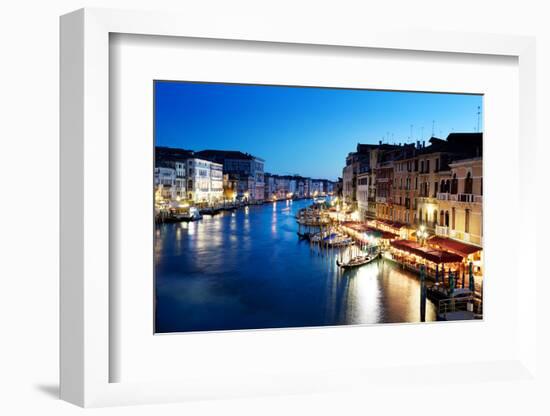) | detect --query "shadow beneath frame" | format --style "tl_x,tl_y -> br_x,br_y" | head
34,383 -> 59,399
